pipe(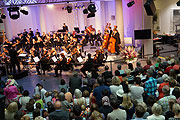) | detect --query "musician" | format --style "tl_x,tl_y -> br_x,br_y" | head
3,38 -> 12,50
8,46 -> 21,73
63,23 -> 68,32
113,29 -> 121,55
96,30 -> 103,46
54,53 -> 67,77
38,54 -> 50,75
28,28 -> 34,37
93,49 -> 105,68
80,53 -> 94,77
90,31 -> 96,46
35,29 -> 40,36
23,29 -> 28,37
